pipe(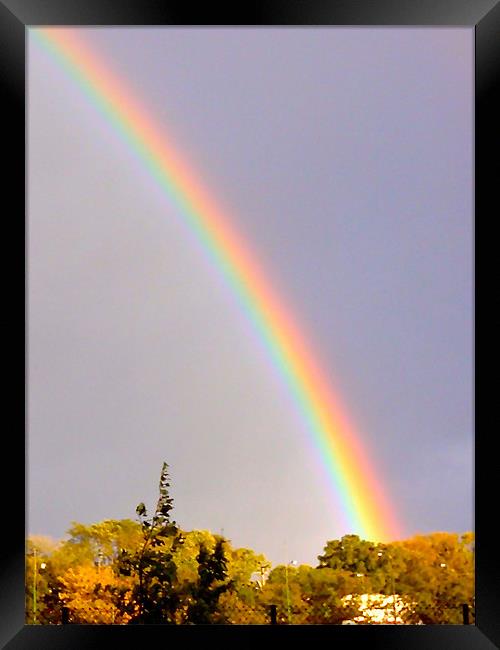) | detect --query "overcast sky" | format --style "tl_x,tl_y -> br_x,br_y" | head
28,27 -> 473,567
